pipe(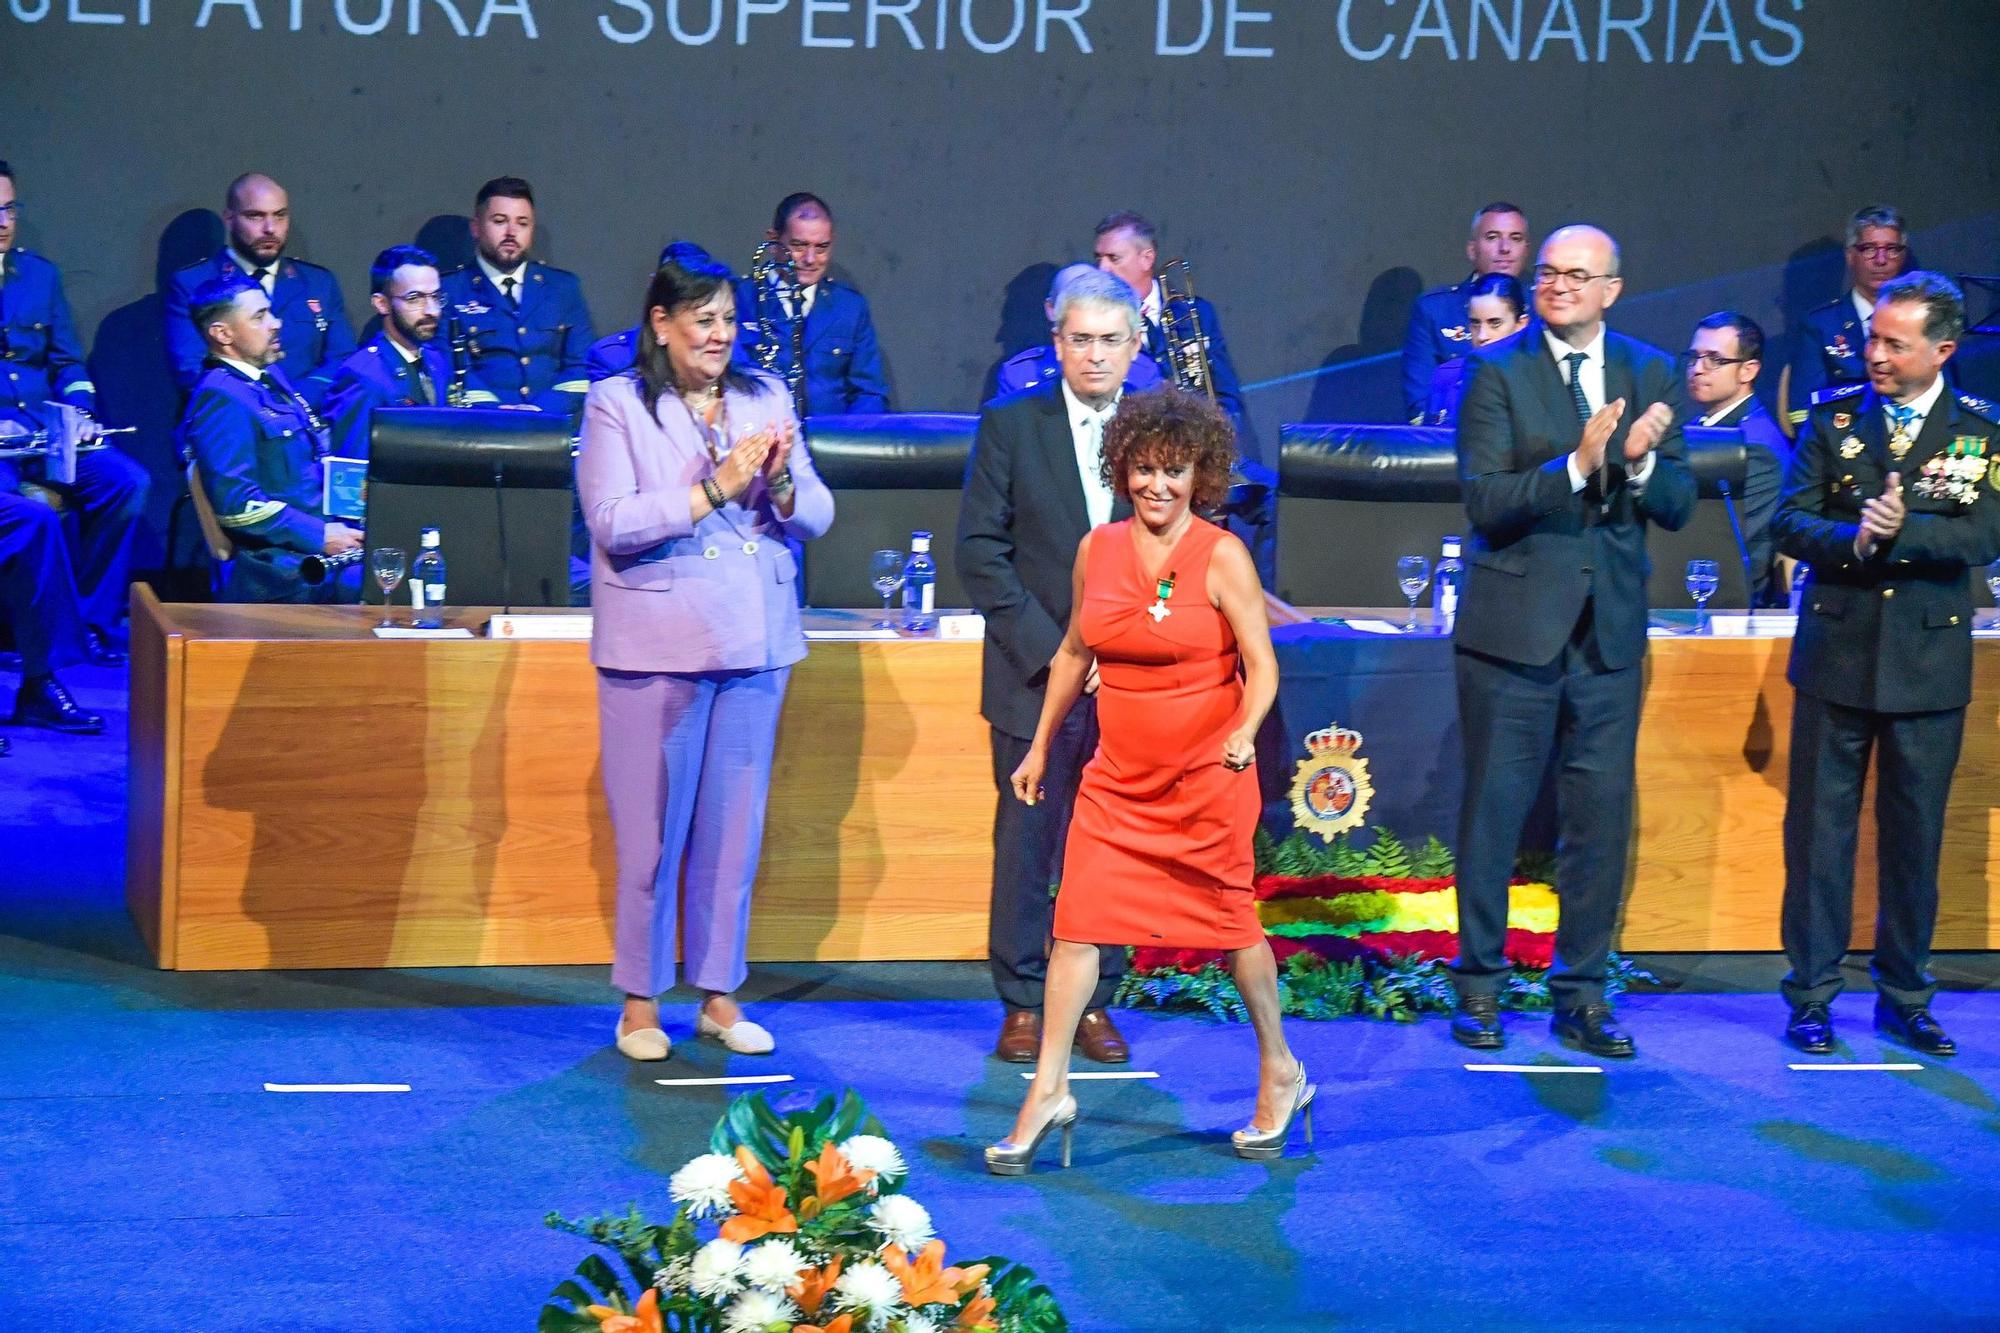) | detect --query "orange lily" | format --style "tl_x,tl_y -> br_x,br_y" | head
787,1256 -> 843,1317
954,1287 -> 998,1331
799,1141 -> 874,1217
583,1287 -> 664,1333
721,1145 -> 800,1243
882,1240 -> 971,1308
791,1317 -> 853,1333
